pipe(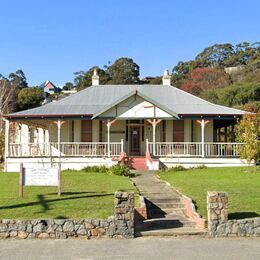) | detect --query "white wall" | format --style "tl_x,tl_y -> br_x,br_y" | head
92,120 -> 99,142
193,120 -> 213,142
12,119 -> 215,145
